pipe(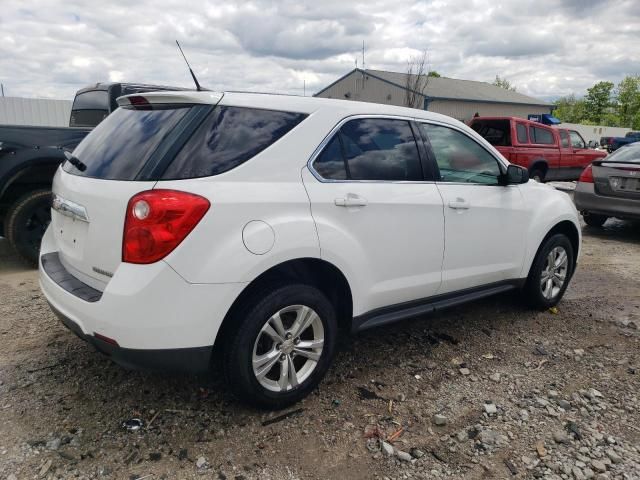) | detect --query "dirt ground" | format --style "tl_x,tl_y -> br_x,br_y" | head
1,217 -> 639,480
